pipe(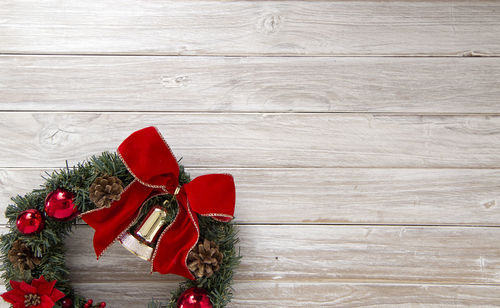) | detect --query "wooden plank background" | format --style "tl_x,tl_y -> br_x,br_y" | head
1,0 -> 500,307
